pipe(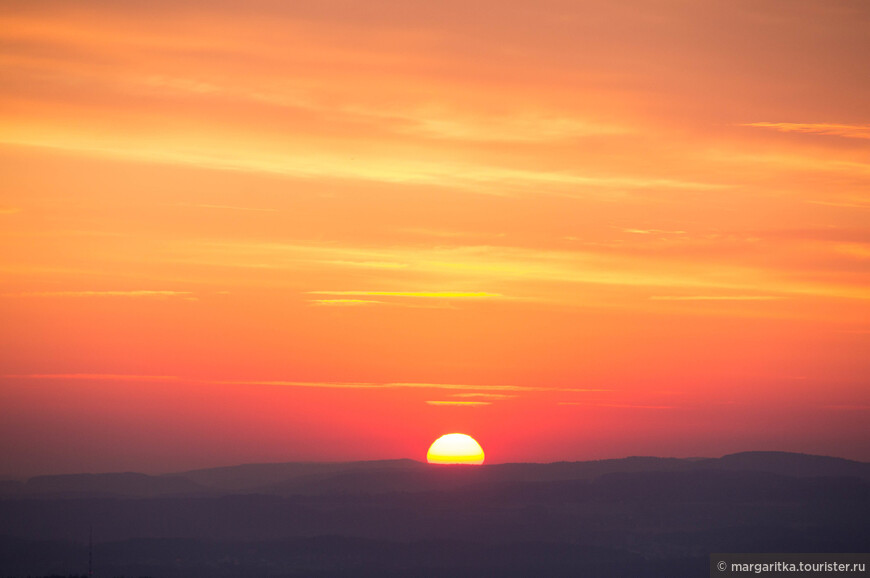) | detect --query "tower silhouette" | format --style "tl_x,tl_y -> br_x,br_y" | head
88,526 -> 93,577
